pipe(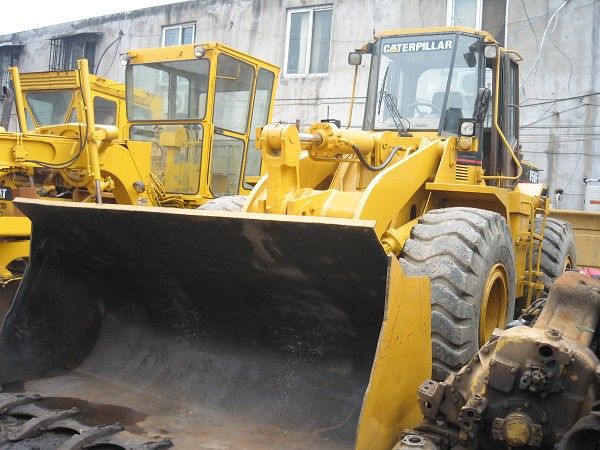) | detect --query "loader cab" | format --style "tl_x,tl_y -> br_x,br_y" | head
362,28 -> 520,183
124,43 -> 279,206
